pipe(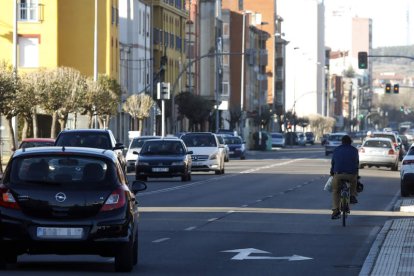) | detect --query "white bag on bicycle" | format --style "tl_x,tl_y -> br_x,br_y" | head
324,176 -> 333,192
